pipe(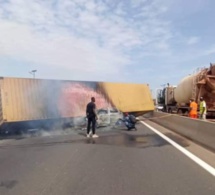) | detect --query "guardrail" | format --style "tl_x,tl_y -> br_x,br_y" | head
144,111 -> 215,151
